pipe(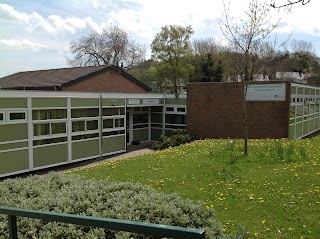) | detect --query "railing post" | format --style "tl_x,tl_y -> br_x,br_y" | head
8,215 -> 18,239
